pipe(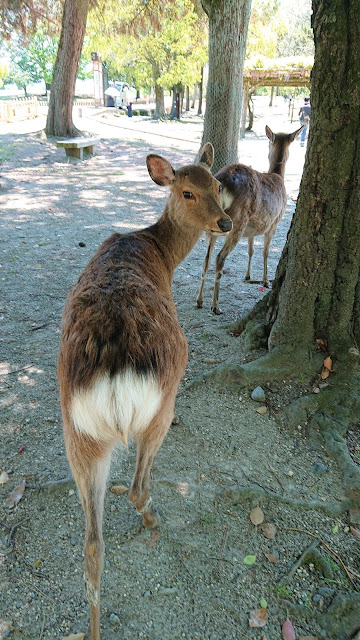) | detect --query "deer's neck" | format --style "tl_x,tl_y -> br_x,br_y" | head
268,159 -> 286,178
146,203 -> 202,275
